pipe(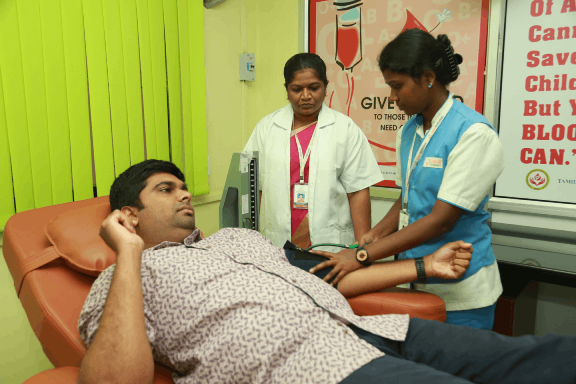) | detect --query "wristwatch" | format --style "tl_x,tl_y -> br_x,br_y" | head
415,257 -> 427,282
355,246 -> 372,267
